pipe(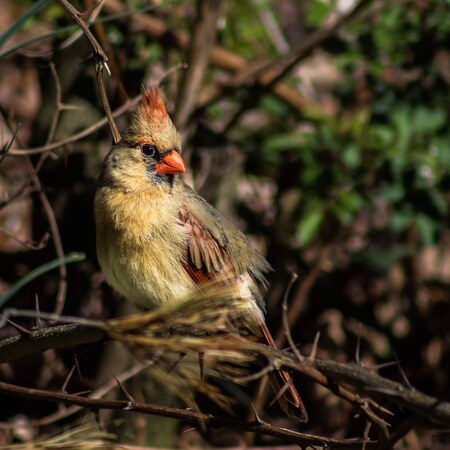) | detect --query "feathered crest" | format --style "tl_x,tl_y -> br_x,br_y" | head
139,86 -> 168,124
123,84 -> 180,150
